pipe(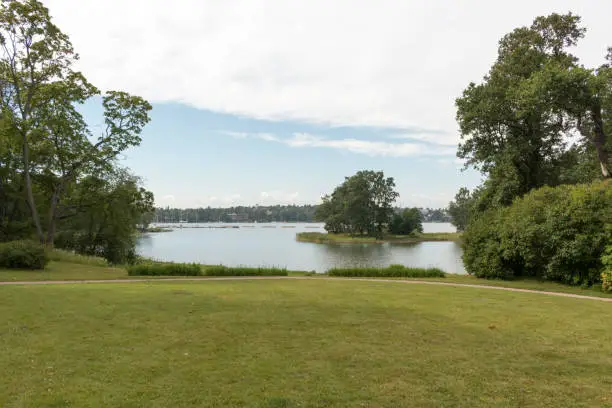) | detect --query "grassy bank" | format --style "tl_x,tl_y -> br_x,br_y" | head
1,280 -> 611,407
2,257 -> 612,298
296,231 -> 461,244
